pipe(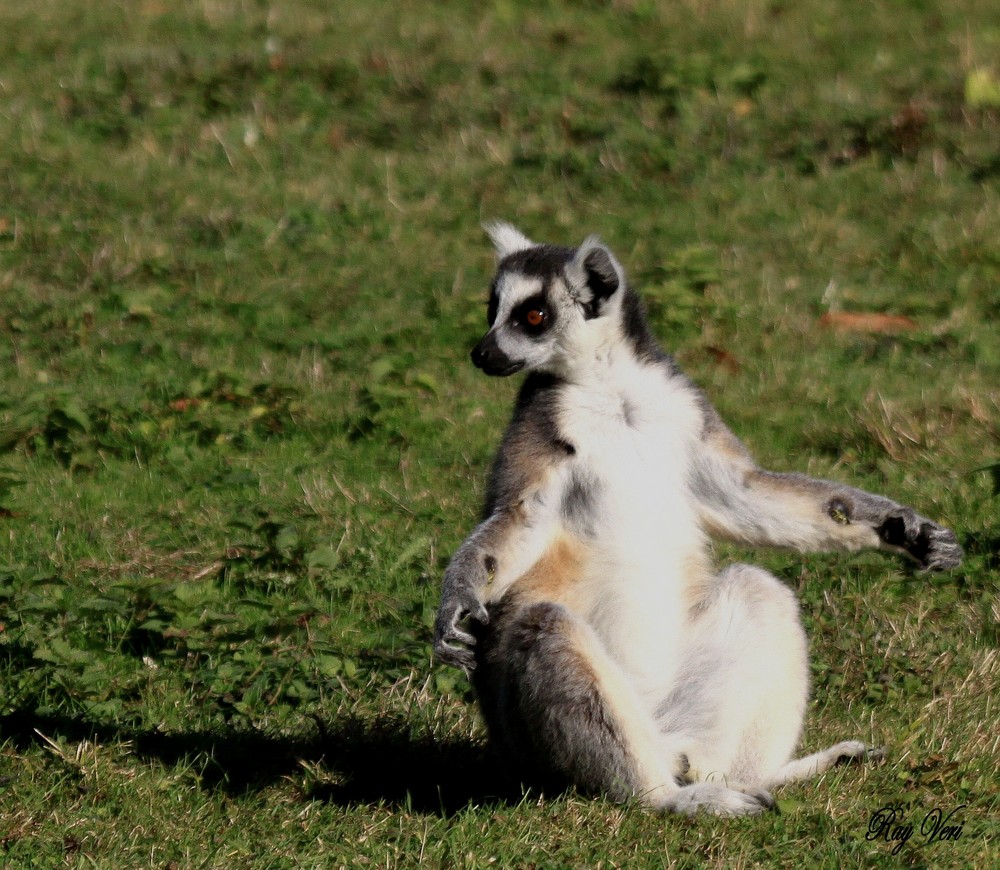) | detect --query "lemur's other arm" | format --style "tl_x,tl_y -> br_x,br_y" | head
689,412 -> 962,571
435,499 -> 564,669
433,512 -> 507,670
434,375 -> 571,669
